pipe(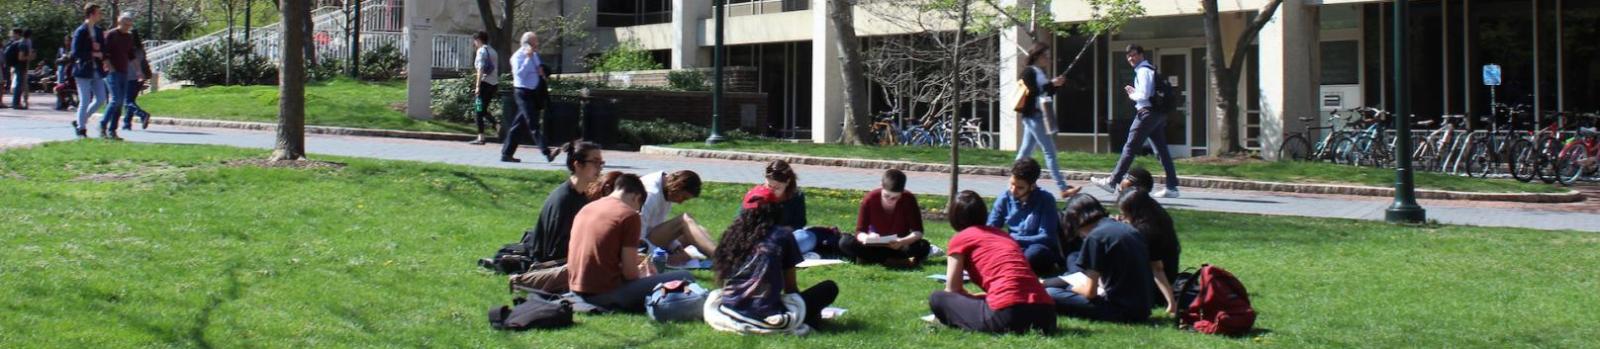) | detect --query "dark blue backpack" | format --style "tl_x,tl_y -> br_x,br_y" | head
1138,62 -> 1177,114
